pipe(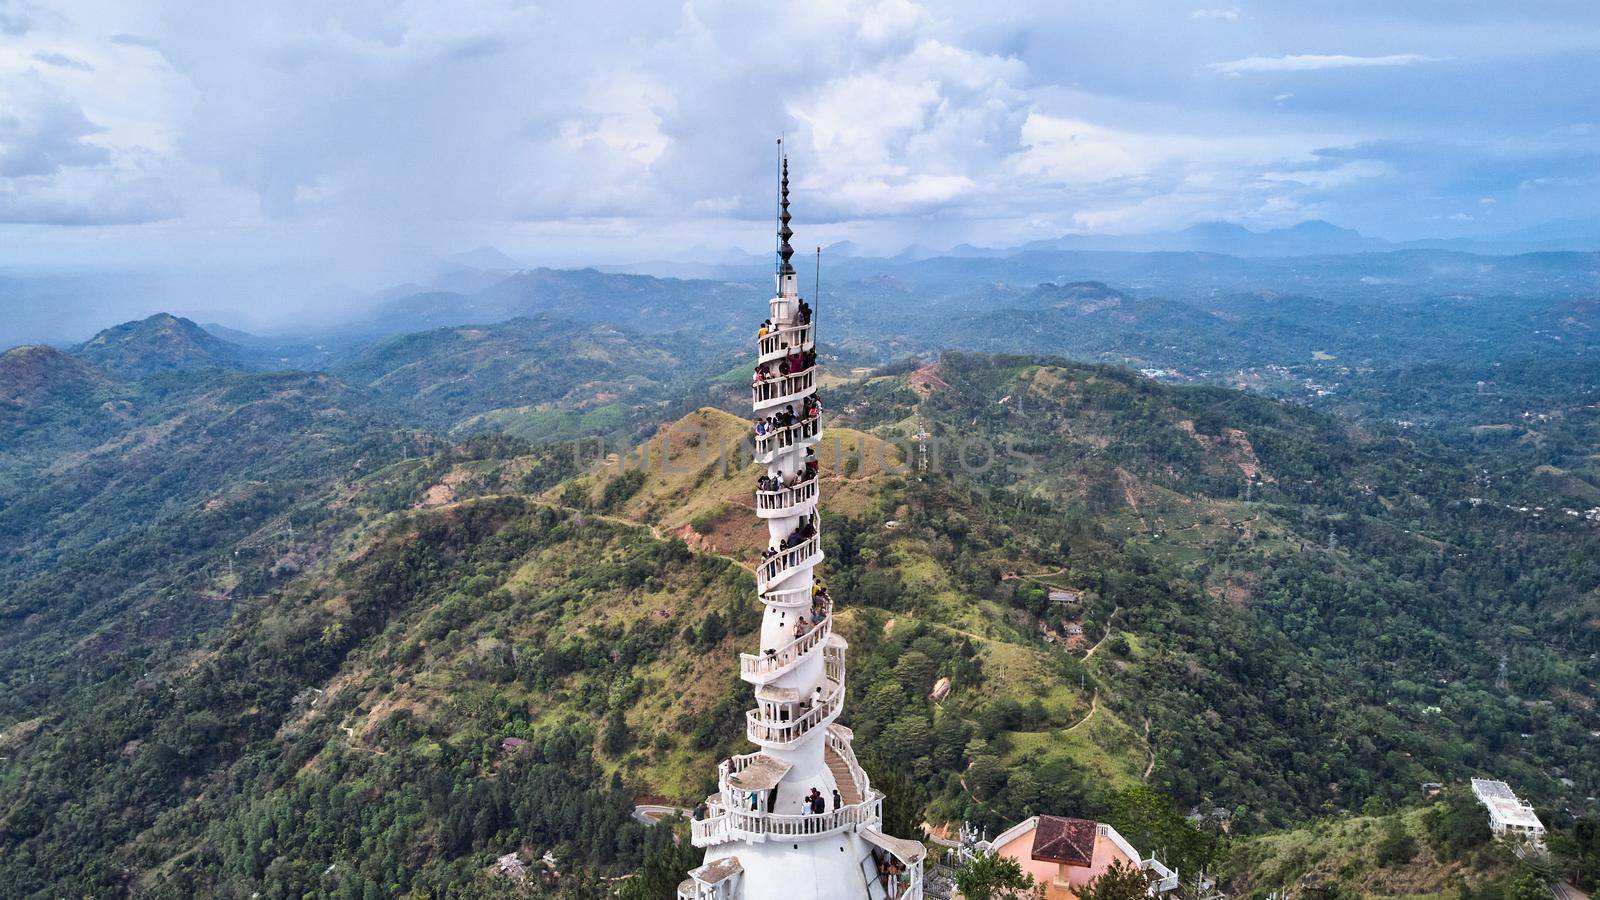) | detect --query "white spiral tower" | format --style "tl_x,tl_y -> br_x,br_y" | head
679,153 -> 925,900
